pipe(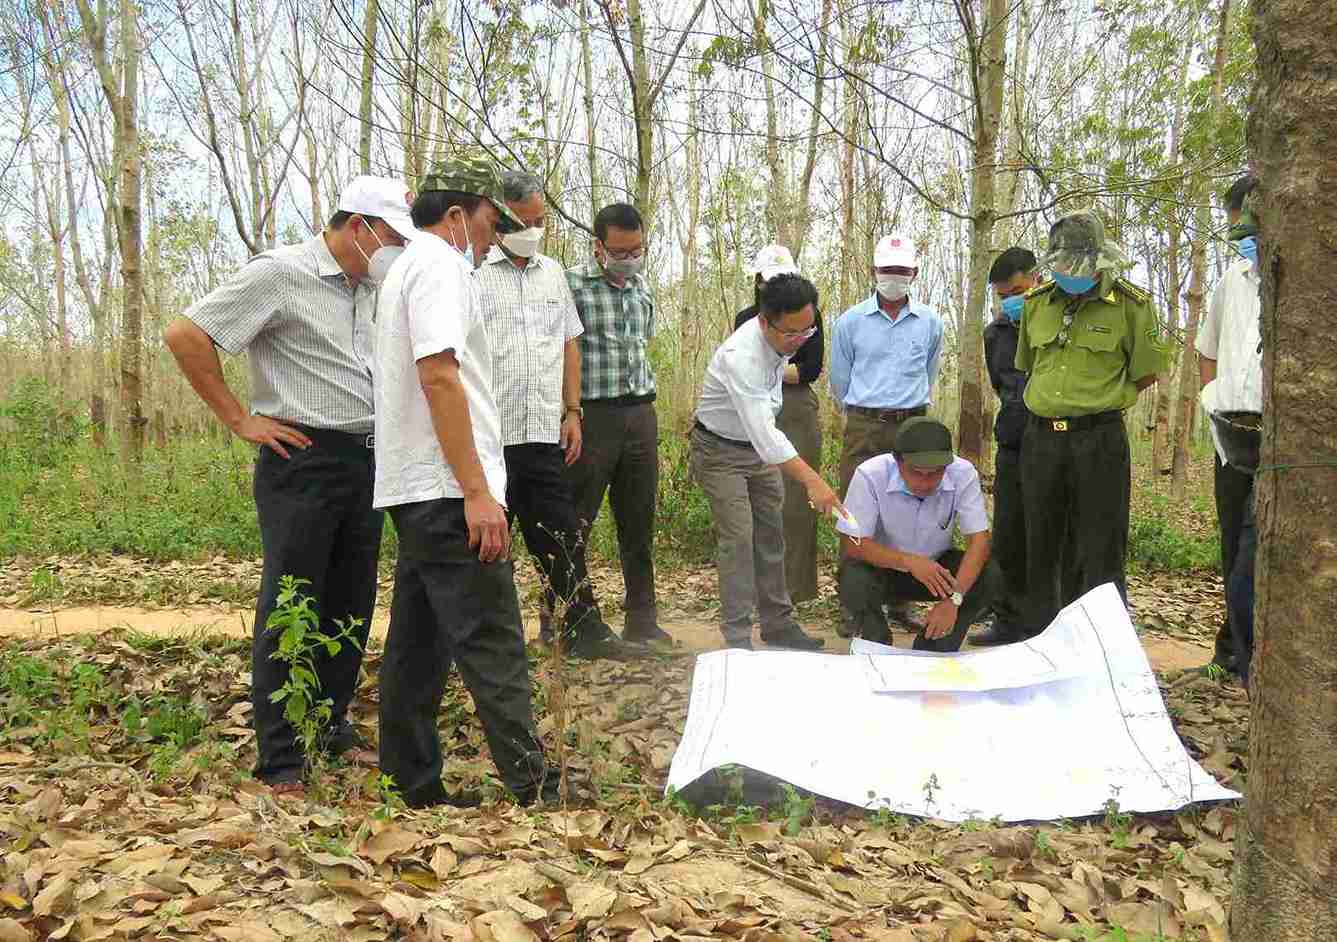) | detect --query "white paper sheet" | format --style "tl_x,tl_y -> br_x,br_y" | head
667,584 -> 1239,822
